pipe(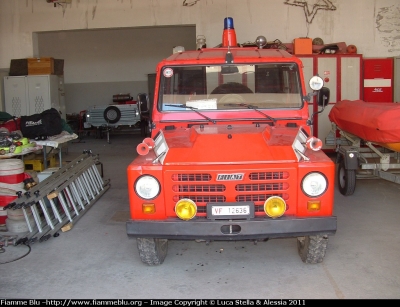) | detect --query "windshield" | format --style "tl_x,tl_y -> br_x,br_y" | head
159,63 -> 303,112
